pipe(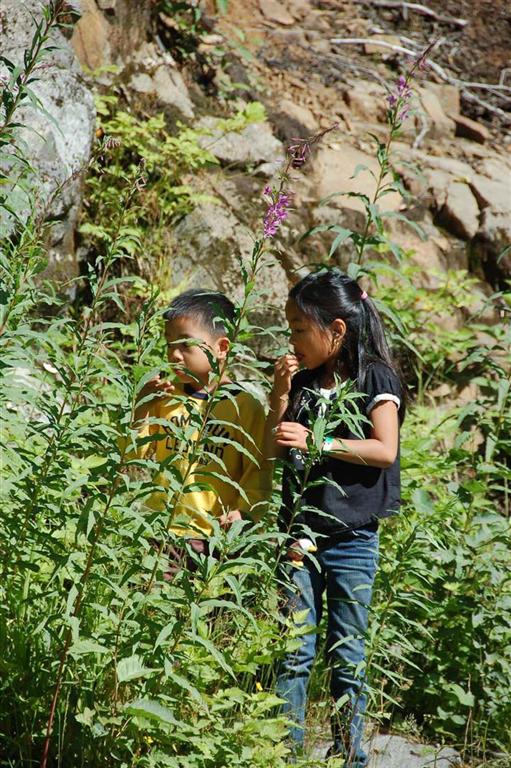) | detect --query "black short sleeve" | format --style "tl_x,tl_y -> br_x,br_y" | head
364,363 -> 403,419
